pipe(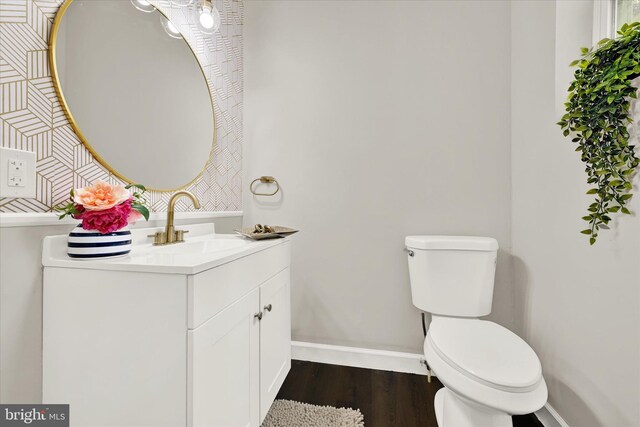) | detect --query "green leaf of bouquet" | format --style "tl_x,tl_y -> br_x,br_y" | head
134,205 -> 150,221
